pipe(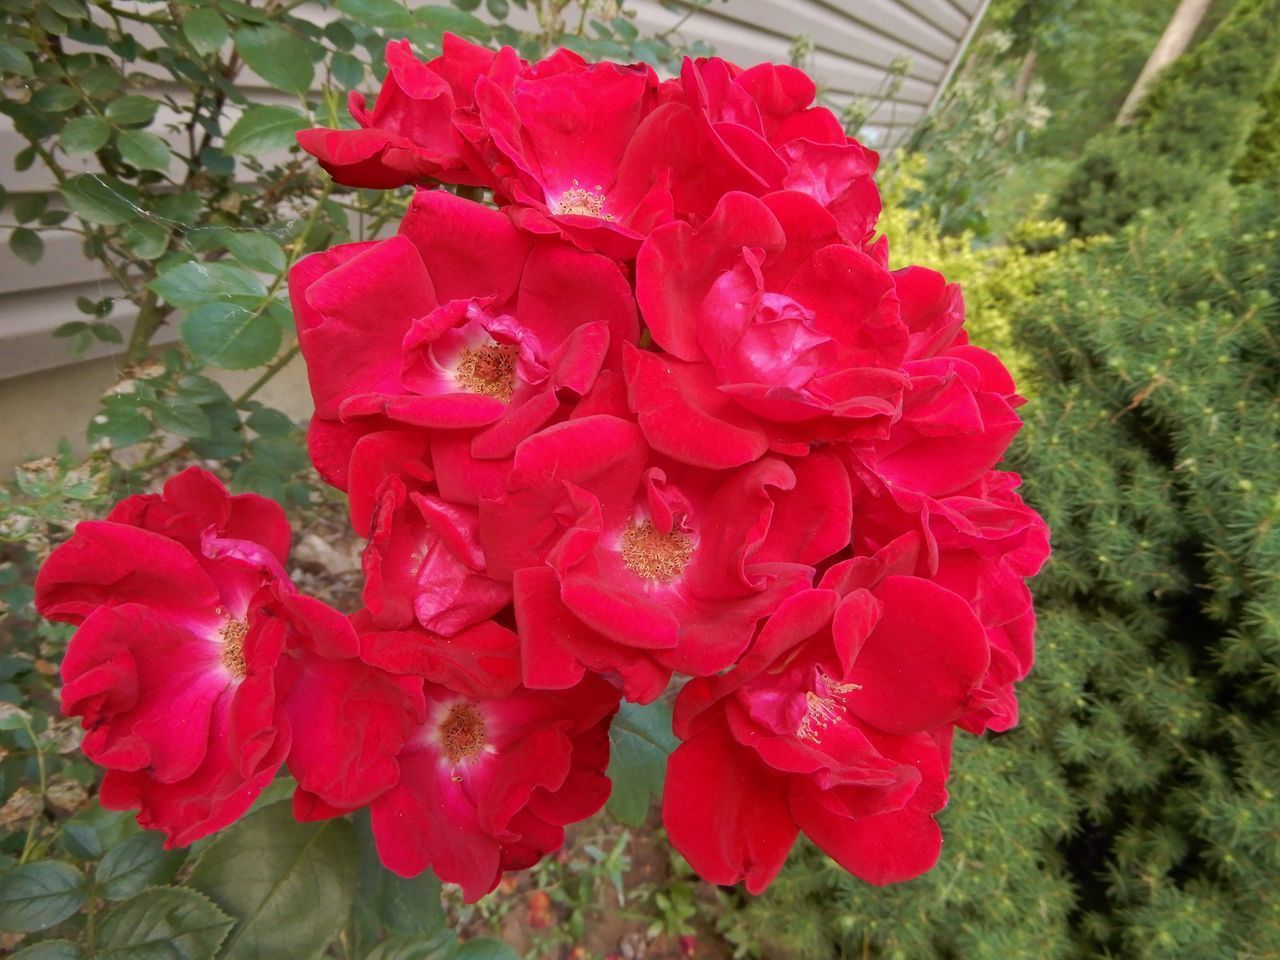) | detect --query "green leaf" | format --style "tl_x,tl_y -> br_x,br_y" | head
223,105 -> 308,157
485,0 -> 509,19
365,934 -> 457,960
45,0 -> 88,18
59,819 -> 103,859
182,8 -> 229,56
9,940 -> 83,960
242,432 -> 309,481
118,130 -> 170,172
324,20 -> 356,51
150,261 -> 266,309
455,940 -> 521,960
370,871 -> 444,938
91,322 -> 124,344
181,302 -> 282,369
97,833 -> 187,900
235,25 -> 314,95
13,193 -> 48,223
33,84 -> 80,112
88,397 -> 151,448
176,373 -> 232,405
60,175 -> 143,225
417,7 -> 489,36
122,220 -> 169,259
186,801 -> 358,960
338,0 -> 414,30
331,51 -> 364,90
96,887 -> 233,960
154,192 -> 204,226
10,227 -> 43,264
187,399 -> 243,460
246,407 -> 294,437
58,115 -> 111,154
605,700 -> 676,827
0,41 -> 35,77
227,233 -> 285,273
0,861 -> 86,932
152,398 -> 212,438
104,94 -> 158,125
354,814 -> 444,940
78,63 -> 124,98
